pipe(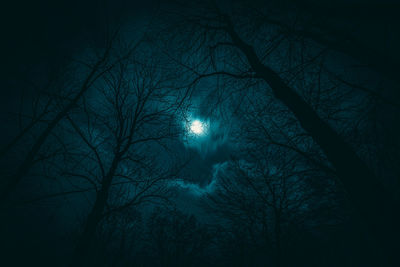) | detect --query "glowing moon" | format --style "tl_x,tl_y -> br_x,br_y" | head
190,120 -> 204,135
